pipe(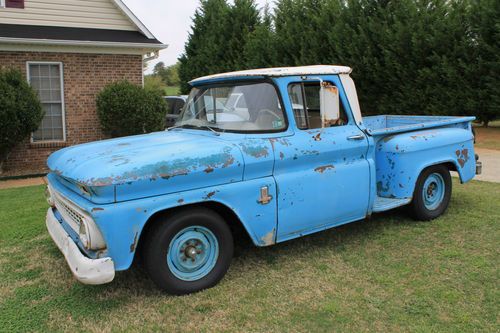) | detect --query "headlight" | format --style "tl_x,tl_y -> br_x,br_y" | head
79,221 -> 90,249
